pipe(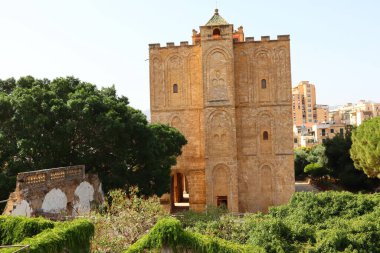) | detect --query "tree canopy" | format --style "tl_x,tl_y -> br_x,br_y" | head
324,130 -> 378,190
350,116 -> 380,178
0,76 -> 187,202
294,145 -> 326,178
